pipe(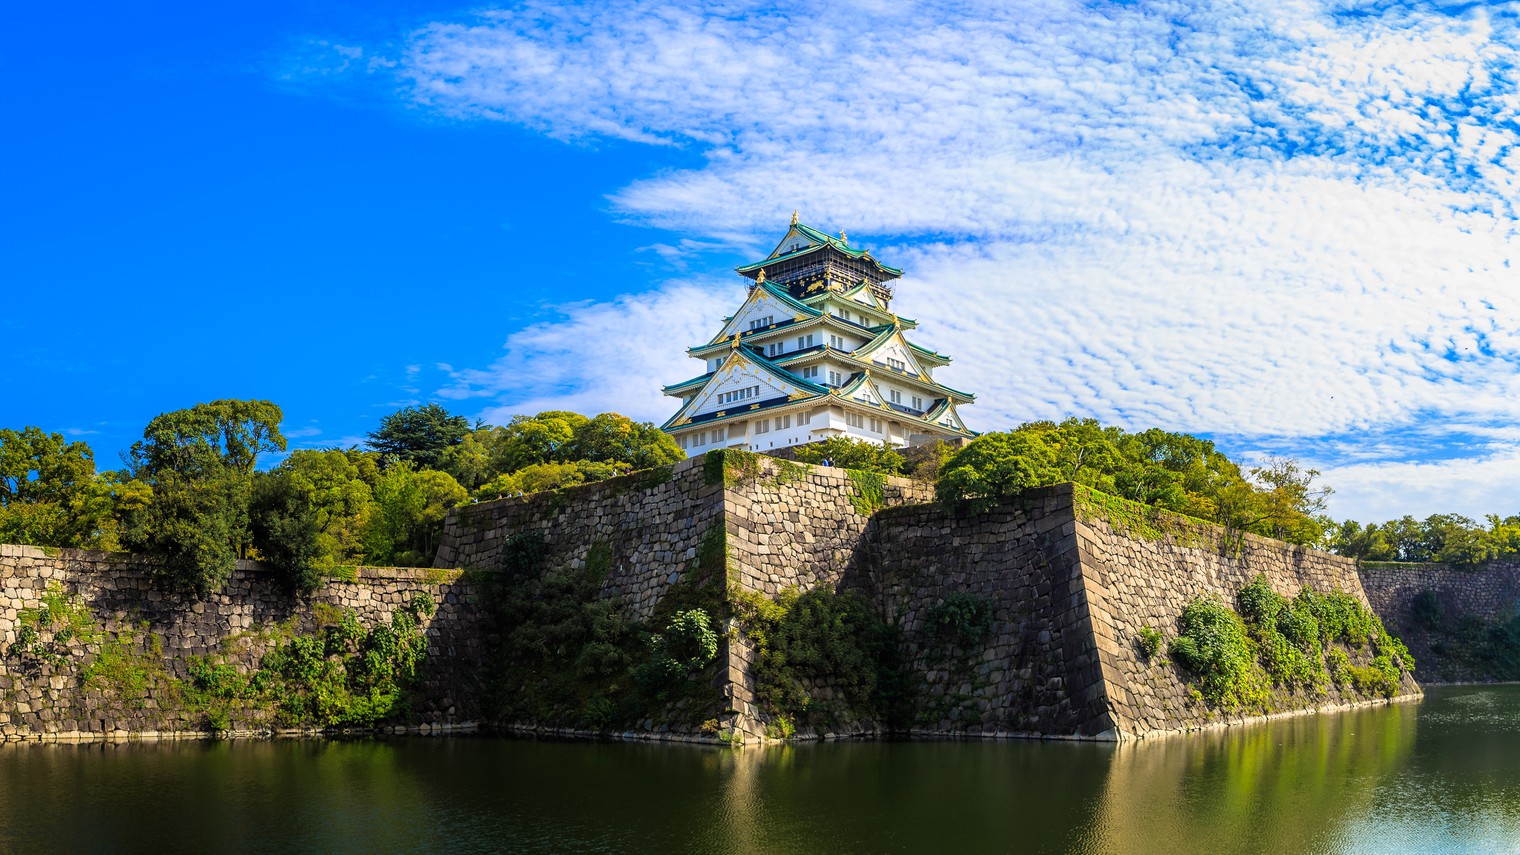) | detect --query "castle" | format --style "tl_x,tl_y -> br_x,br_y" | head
661,215 -> 976,453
